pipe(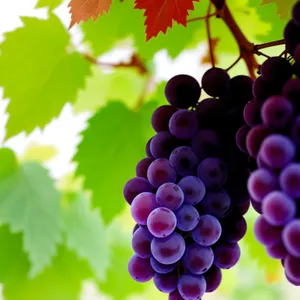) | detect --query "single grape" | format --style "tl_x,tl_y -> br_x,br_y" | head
131,192 -> 159,225
150,257 -> 176,274
284,20 -> 300,54
286,270 -> 300,286
147,159 -> 177,188
169,146 -> 199,176
282,220 -> 300,257
293,1 -> 300,26
261,56 -> 293,84
243,100 -> 262,127
136,157 -> 154,178
132,227 -> 153,258
282,78 -> 300,113
147,207 -> 177,238
251,198 -> 262,214
165,74 -> 201,109
146,138 -> 153,157
231,200 -> 251,216
229,75 -> 254,105
204,265 -> 222,293
254,215 -> 282,247
246,125 -> 272,158
169,110 -> 198,140
280,163 -> 300,198
168,290 -> 184,300
221,215 -> 247,243
156,182 -> 184,210
175,205 -> 200,231
236,124 -> 251,153
151,232 -> 185,264
214,242 -> 240,269
128,255 -> 154,282
178,176 -> 206,205
177,274 -> 207,300
266,242 -> 288,259
201,67 -> 230,97
192,214 -> 222,246
123,177 -> 153,205
261,95 -> 293,129
247,168 -> 278,202
284,255 -> 300,282
151,105 -> 178,132
200,190 -> 231,218
153,271 -> 178,293
252,76 -> 281,102
150,131 -> 180,159
292,116 -> 300,148
259,134 -> 295,169
191,129 -> 221,159
294,44 -> 300,63
182,243 -> 214,275
262,191 -> 296,227
197,157 -> 228,189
